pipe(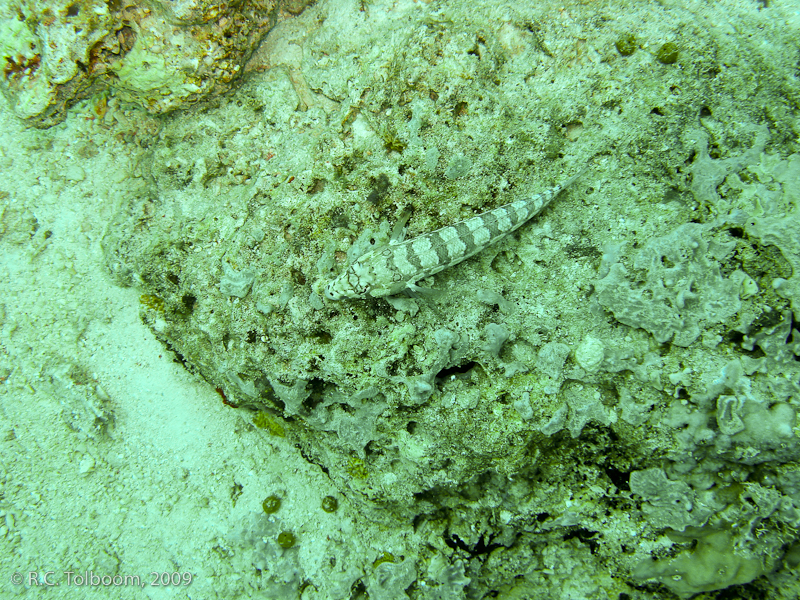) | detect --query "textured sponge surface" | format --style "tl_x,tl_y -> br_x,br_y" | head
596,223 -> 744,346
